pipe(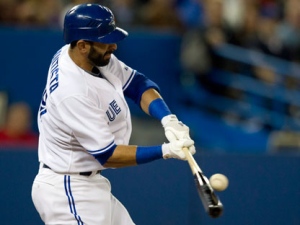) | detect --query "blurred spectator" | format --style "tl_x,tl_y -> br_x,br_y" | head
107,0 -> 140,29
179,0 -> 300,132
230,1 -> 291,60
229,1 -> 260,47
0,92 -> 8,128
0,102 -> 38,149
222,0 -> 245,32
276,0 -> 300,62
284,75 -> 300,124
255,2 -> 290,60
176,0 -> 205,29
5,0 -> 63,28
180,0 -> 238,98
136,0 -> 184,32
0,0 -> 18,25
